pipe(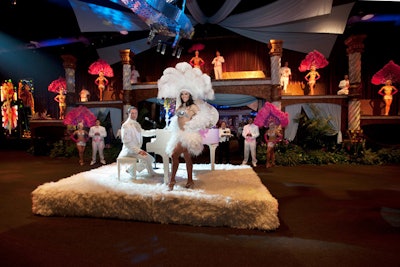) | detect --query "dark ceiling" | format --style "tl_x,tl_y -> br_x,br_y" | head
1,0 -> 399,56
